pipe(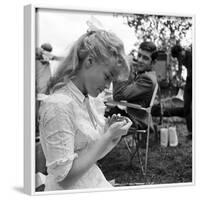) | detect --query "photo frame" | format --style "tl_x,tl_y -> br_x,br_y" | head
24,4 -> 194,195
